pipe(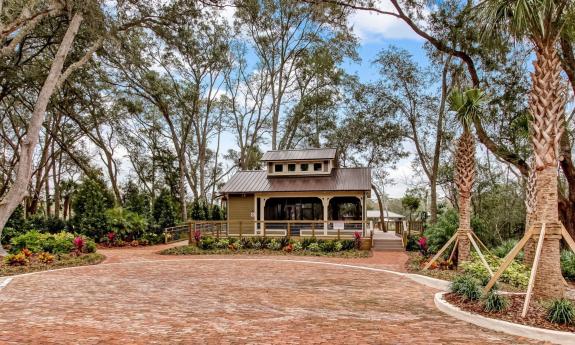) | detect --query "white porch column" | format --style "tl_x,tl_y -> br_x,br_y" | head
260,197 -> 268,236
358,195 -> 365,235
320,196 -> 332,236
254,196 -> 258,234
